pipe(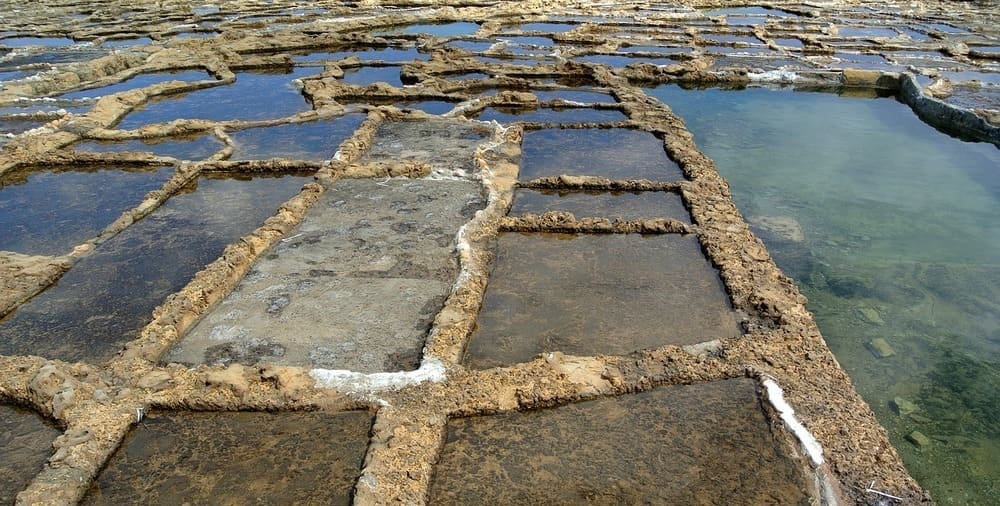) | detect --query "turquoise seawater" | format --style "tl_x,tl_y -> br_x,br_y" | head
648,84 -> 999,505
